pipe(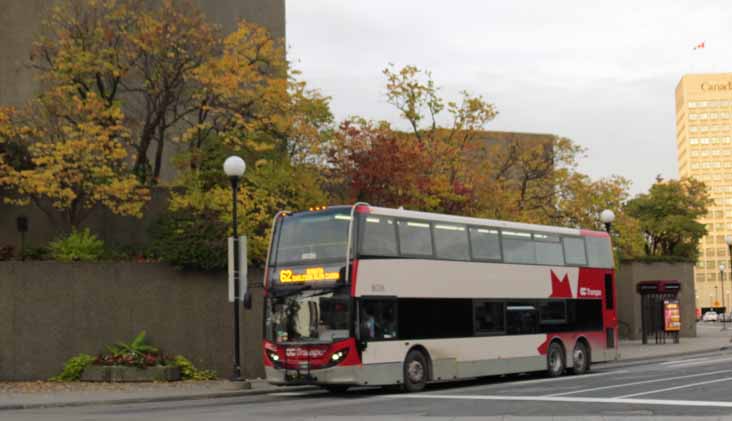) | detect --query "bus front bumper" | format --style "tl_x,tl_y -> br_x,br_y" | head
265,365 -> 361,386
